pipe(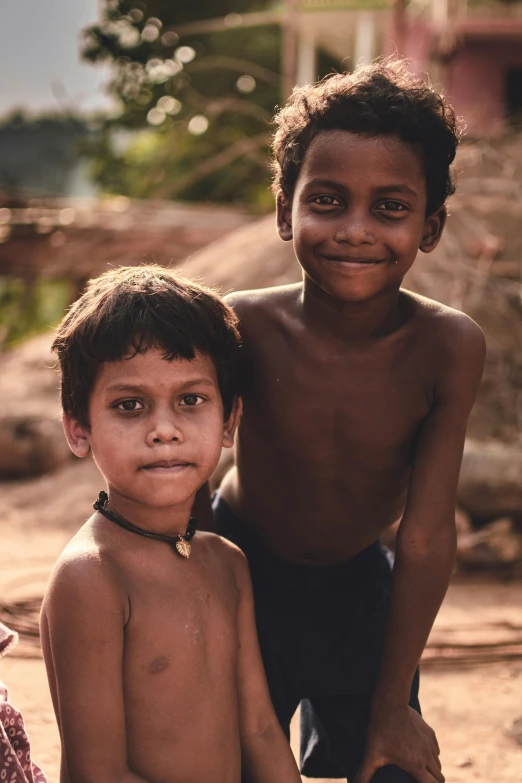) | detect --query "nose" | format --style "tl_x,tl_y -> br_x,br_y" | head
333,210 -> 375,246
146,409 -> 185,446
